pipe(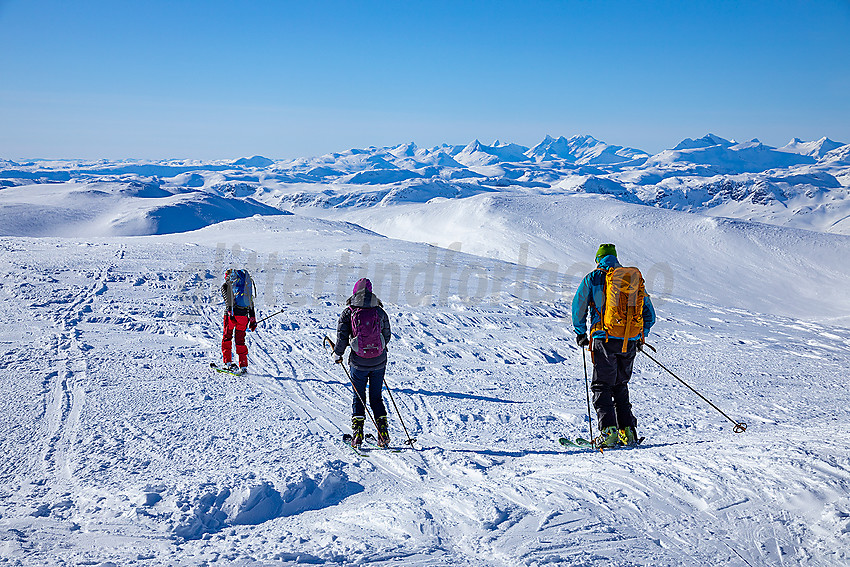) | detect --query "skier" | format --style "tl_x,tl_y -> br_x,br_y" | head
220,268 -> 257,374
572,244 -> 656,447
332,278 -> 392,448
